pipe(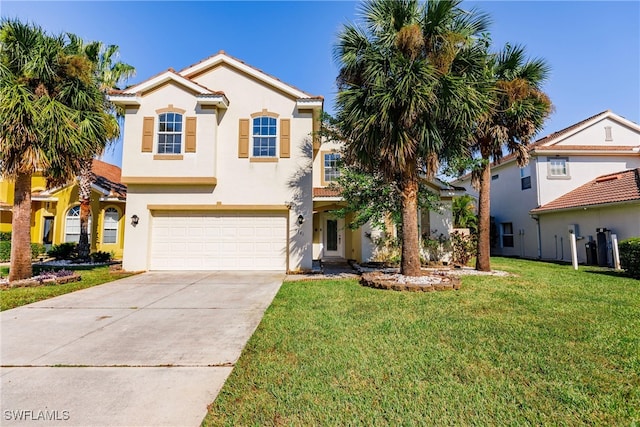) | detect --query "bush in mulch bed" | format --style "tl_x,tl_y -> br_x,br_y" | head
1,269 -> 82,290
360,271 -> 461,292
